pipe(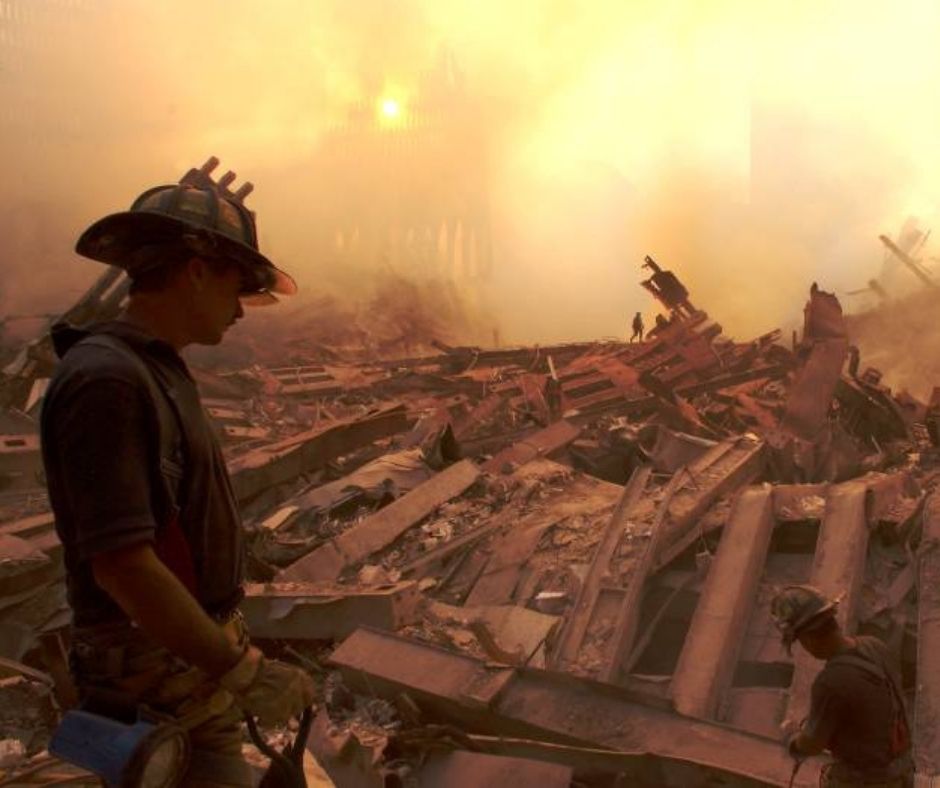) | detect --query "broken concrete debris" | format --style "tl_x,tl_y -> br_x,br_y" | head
239,581 -> 422,641
330,626 -> 824,787
276,459 -> 481,583
1,267 -> 939,787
